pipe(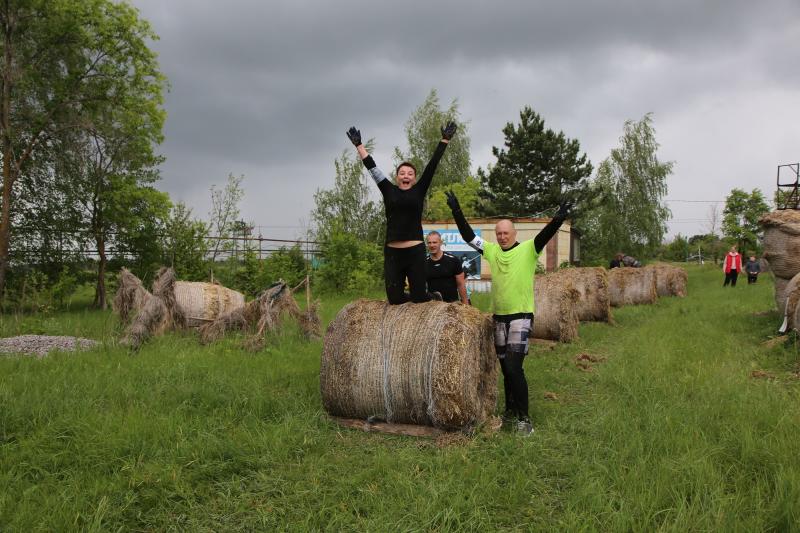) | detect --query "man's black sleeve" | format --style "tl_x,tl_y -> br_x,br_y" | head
533,213 -> 567,254
451,207 -> 482,254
